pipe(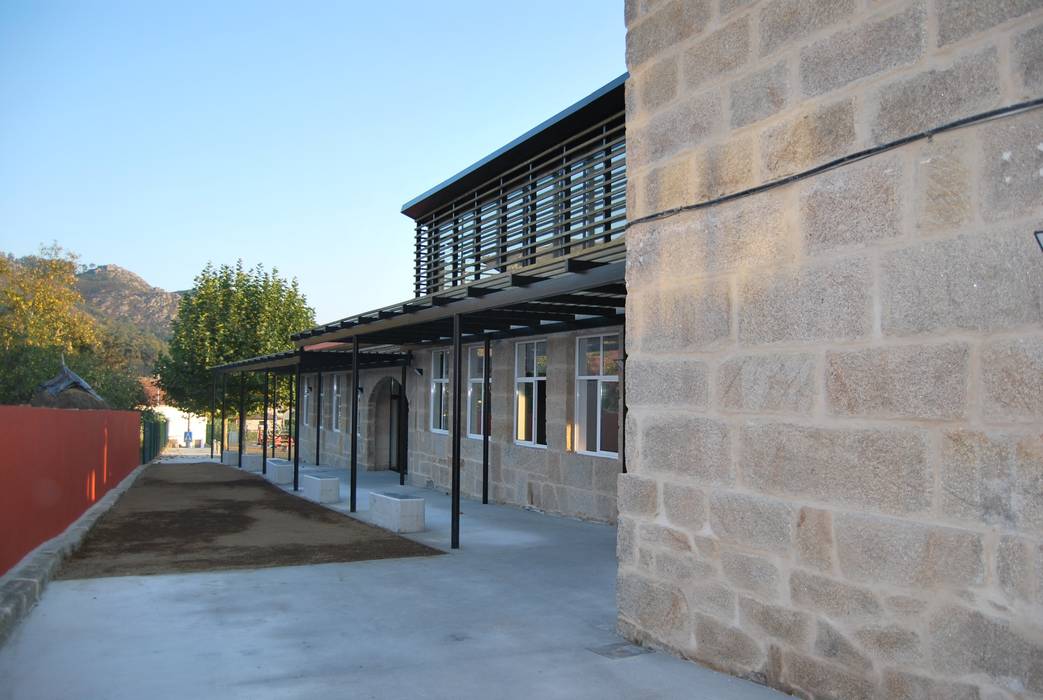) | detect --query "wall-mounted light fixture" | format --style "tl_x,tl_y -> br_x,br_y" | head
1035,231 -> 1043,252
357,386 -> 364,396
413,367 -> 424,377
